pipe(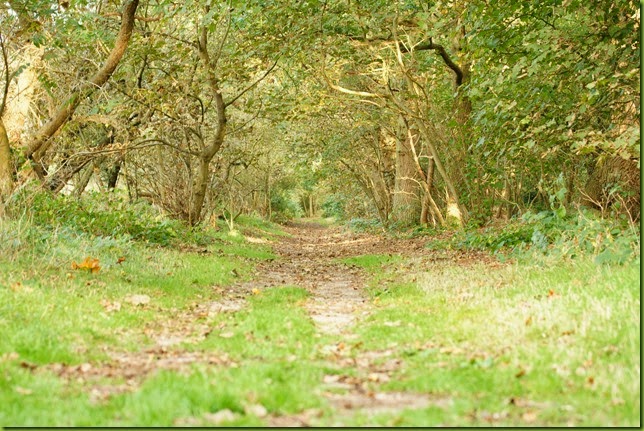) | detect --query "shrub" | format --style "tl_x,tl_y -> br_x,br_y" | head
7,190 -> 197,246
453,209 -> 639,264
